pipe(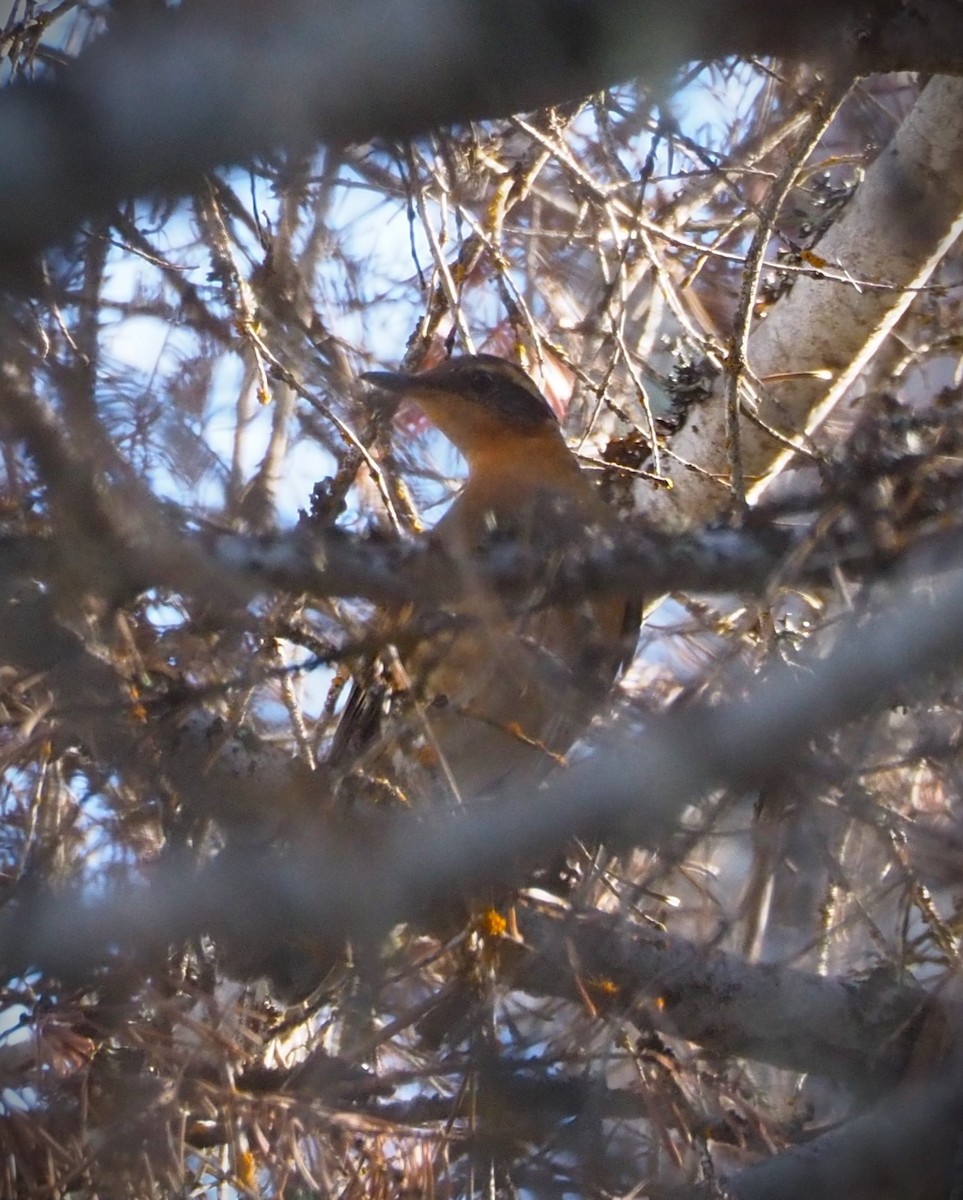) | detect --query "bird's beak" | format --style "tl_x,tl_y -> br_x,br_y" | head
360,370 -> 417,393
362,370 -> 457,396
